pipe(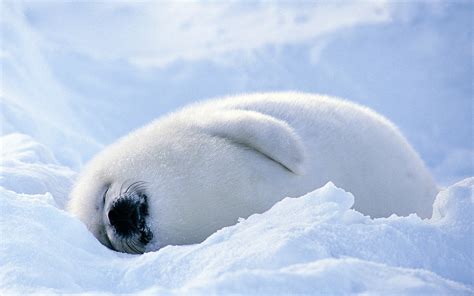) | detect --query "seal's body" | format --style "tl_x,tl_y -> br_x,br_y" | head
68,92 -> 438,254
